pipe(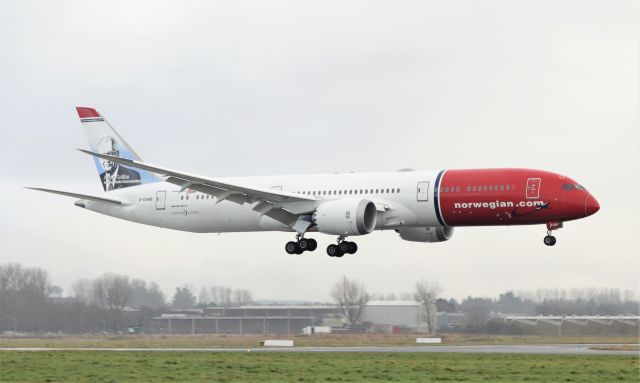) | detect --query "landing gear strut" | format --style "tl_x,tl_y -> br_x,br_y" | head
327,237 -> 358,257
543,221 -> 562,246
285,235 -> 317,254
